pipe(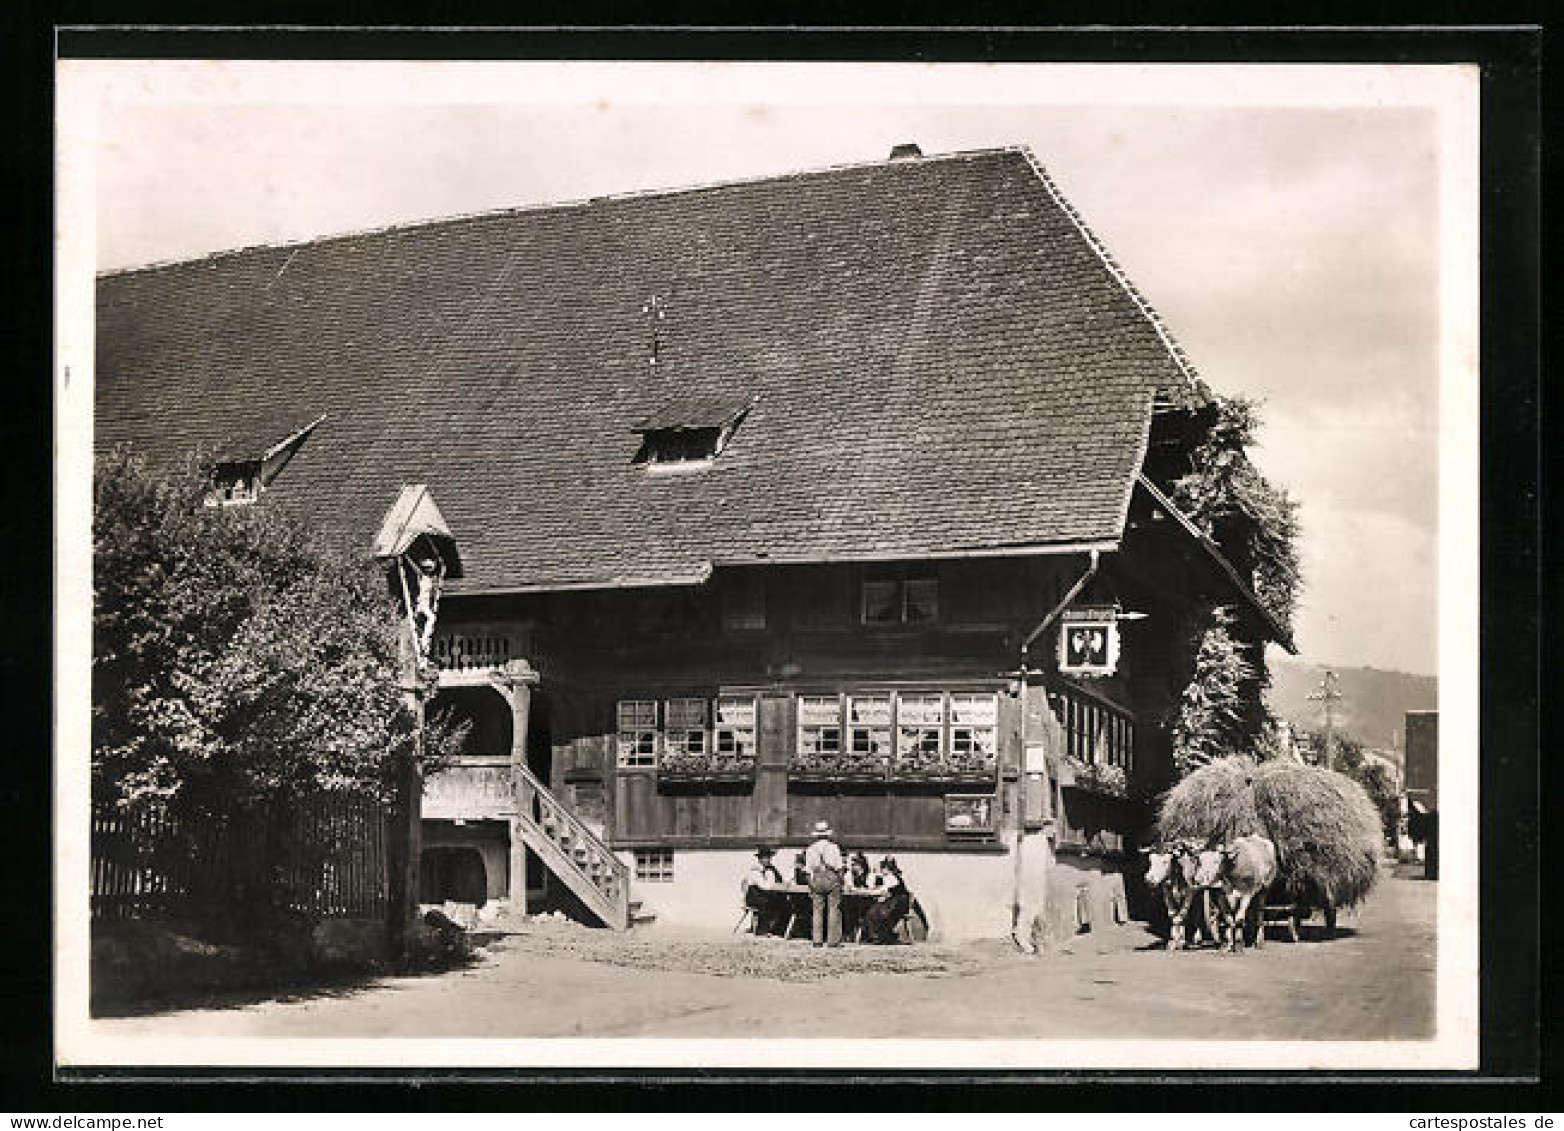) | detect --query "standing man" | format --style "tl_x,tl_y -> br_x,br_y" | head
805,819 -> 845,948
